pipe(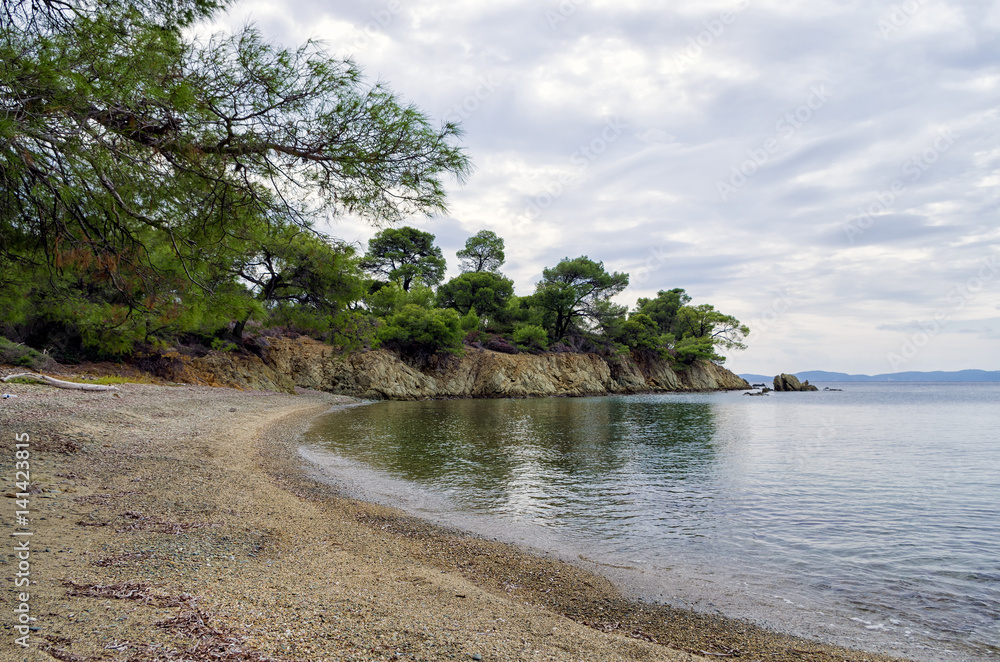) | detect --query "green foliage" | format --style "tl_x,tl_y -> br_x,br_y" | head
376,304 -> 464,357
236,228 -> 367,339
436,271 -> 515,323
459,309 -> 482,332
0,228 -> 258,357
360,227 -> 447,291
497,296 -> 544,333
616,314 -> 669,357
325,311 -> 379,352
365,283 -> 435,318
512,324 -> 549,352
635,289 -> 692,336
530,256 -> 629,342
457,230 -> 505,273
674,304 -> 750,353
632,289 -> 748,364
673,335 -> 718,365
210,338 -> 239,352
0,0 -> 469,359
